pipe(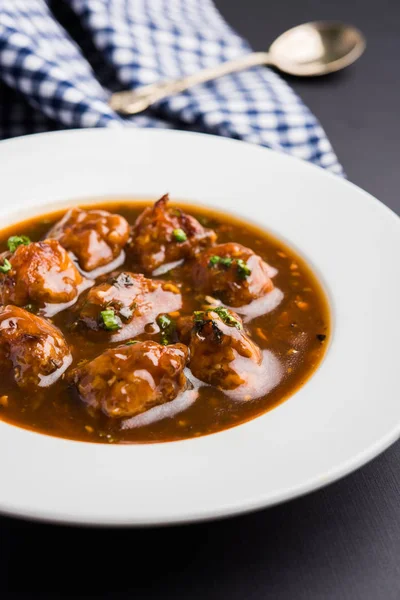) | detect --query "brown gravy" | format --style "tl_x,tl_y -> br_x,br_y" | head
0,201 -> 330,443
